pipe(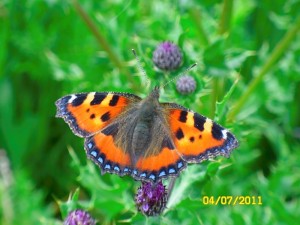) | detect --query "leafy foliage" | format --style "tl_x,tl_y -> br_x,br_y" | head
1,0 -> 300,224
